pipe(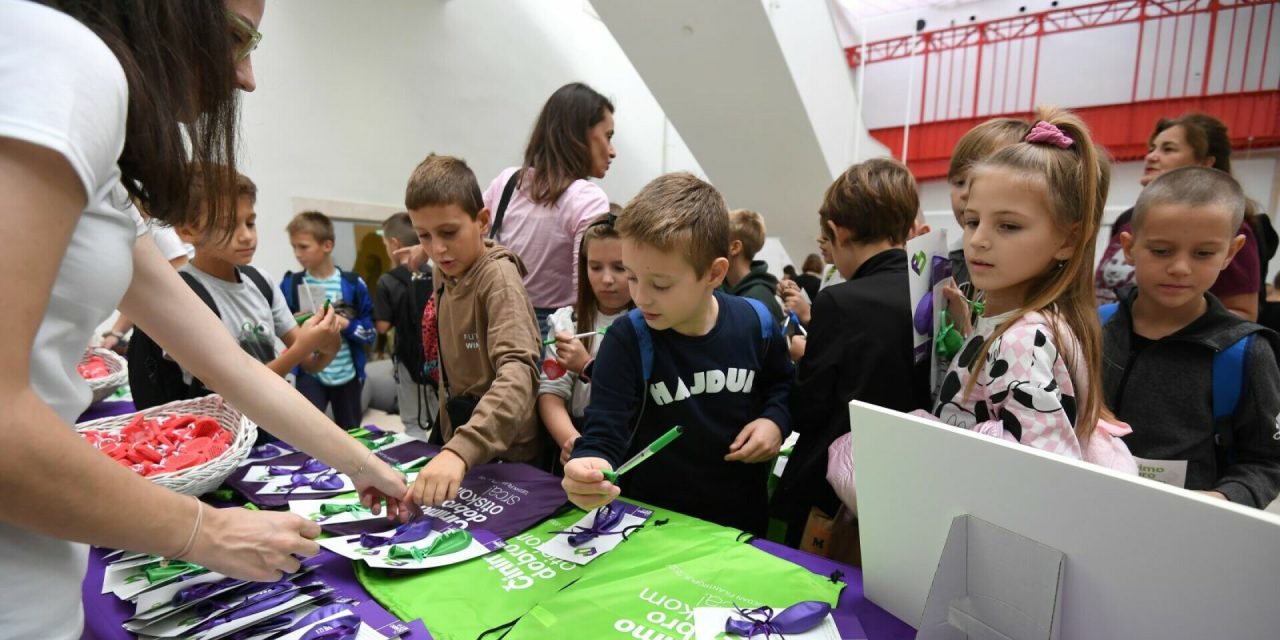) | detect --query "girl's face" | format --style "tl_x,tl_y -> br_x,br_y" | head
961,169 -> 1074,315
1141,125 -> 1211,186
586,236 -> 630,313
587,110 -> 616,179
